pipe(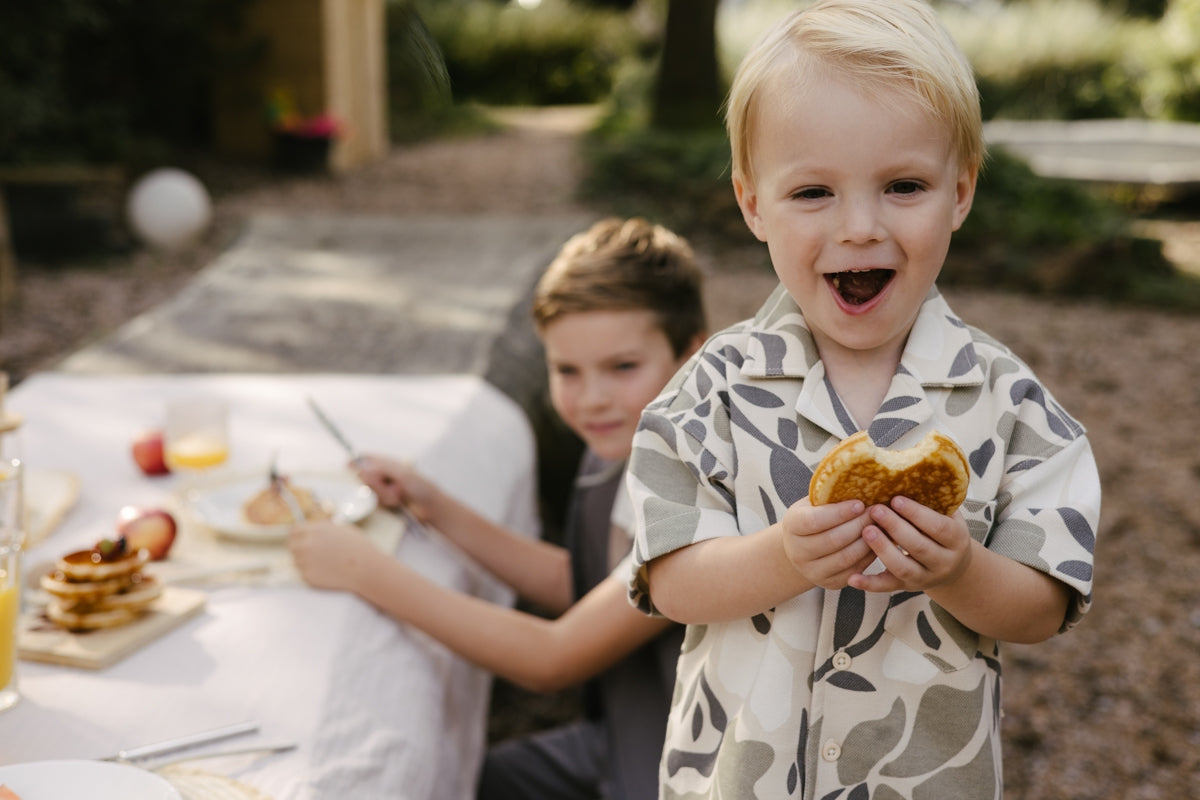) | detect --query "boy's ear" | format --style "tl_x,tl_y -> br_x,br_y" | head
733,171 -> 768,242
951,165 -> 978,232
